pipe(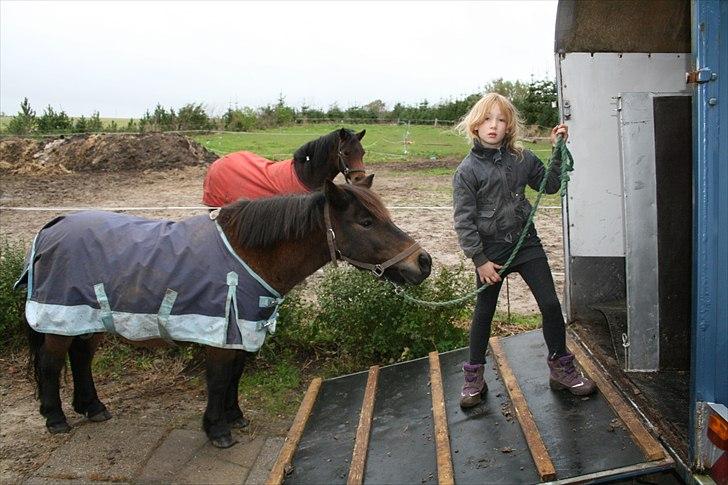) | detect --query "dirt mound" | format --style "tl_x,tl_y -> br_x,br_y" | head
0,133 -> 219,175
